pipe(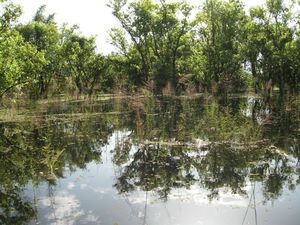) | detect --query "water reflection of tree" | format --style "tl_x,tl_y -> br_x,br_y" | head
0,95 -> 299,224
114,144 -> 197,200
0,107 -> 117,224
0,188 -> 35,225
113,95 -> 300,202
